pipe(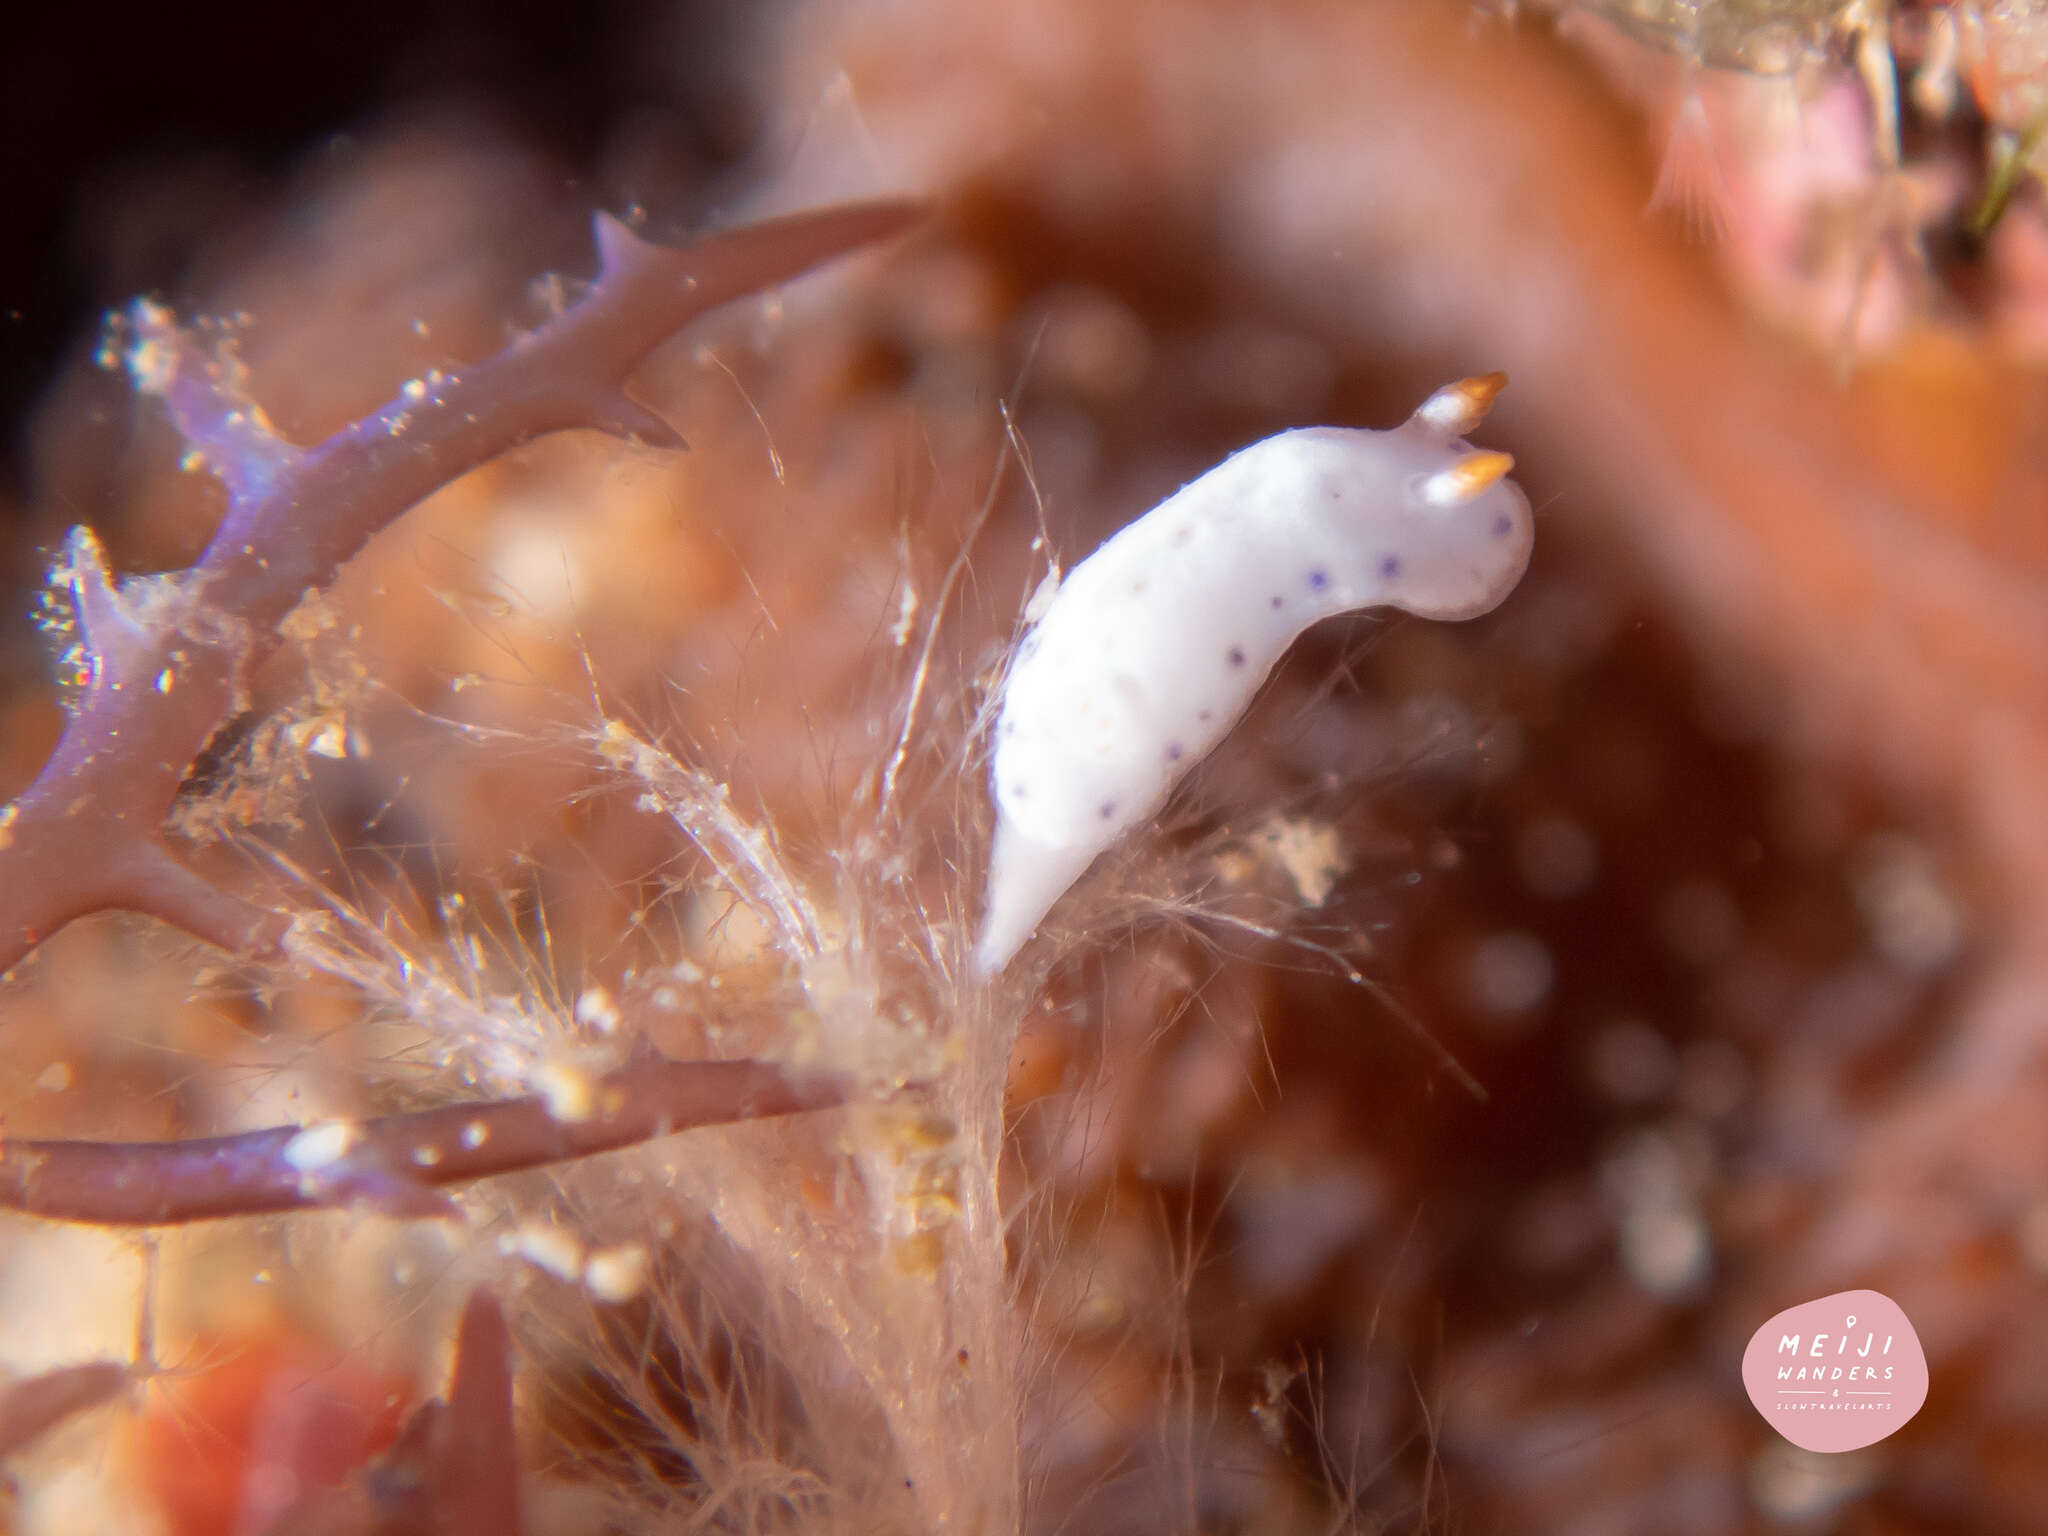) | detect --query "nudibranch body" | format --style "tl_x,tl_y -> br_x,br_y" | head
975,375 -> 1533,973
